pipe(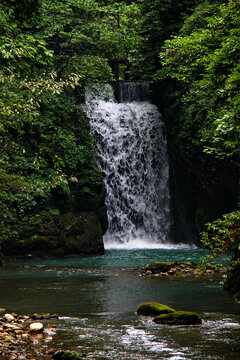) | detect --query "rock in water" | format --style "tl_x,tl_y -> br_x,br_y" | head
3,313 -> 15,322
137,302 -> 175,316
153,311 -> 202,325
29,322 -> 44,334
